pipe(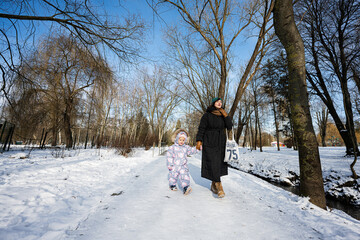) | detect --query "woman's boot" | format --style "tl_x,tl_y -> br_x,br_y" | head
215,182 -> 225,198
211,181 -> 218,194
